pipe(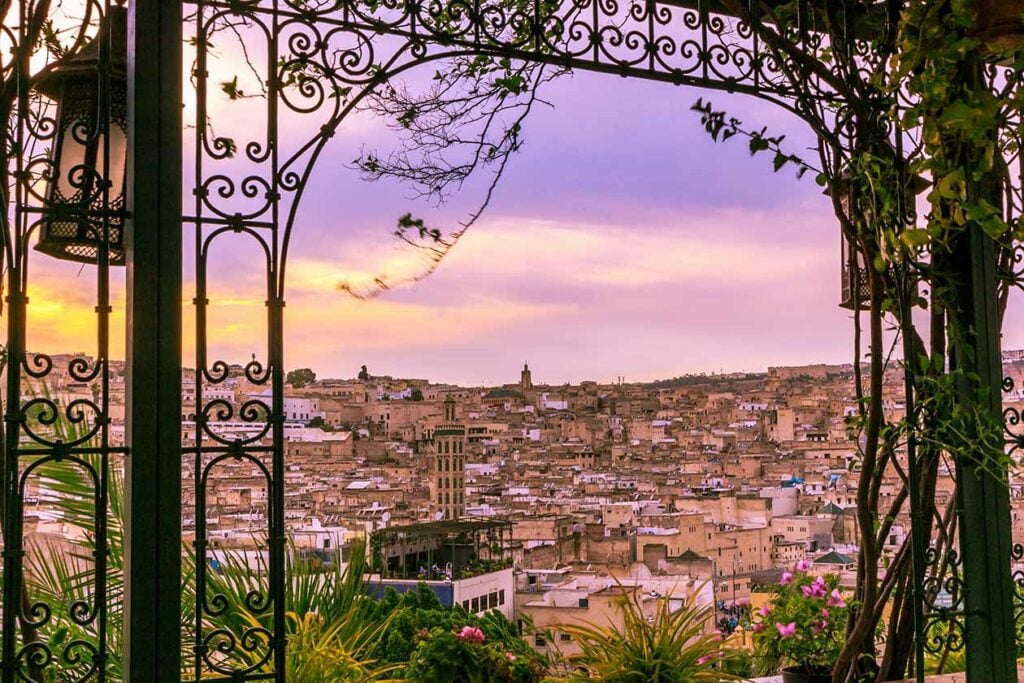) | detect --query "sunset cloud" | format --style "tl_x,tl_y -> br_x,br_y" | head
22,67 -> 1024,386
